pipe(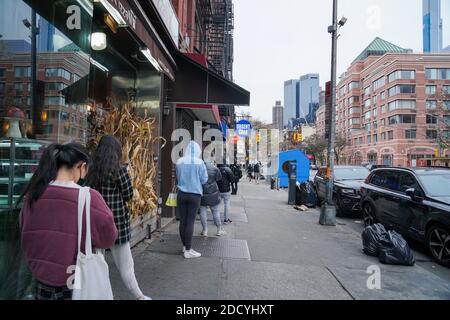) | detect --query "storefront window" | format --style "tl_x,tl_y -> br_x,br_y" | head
0,0 -> 93,299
